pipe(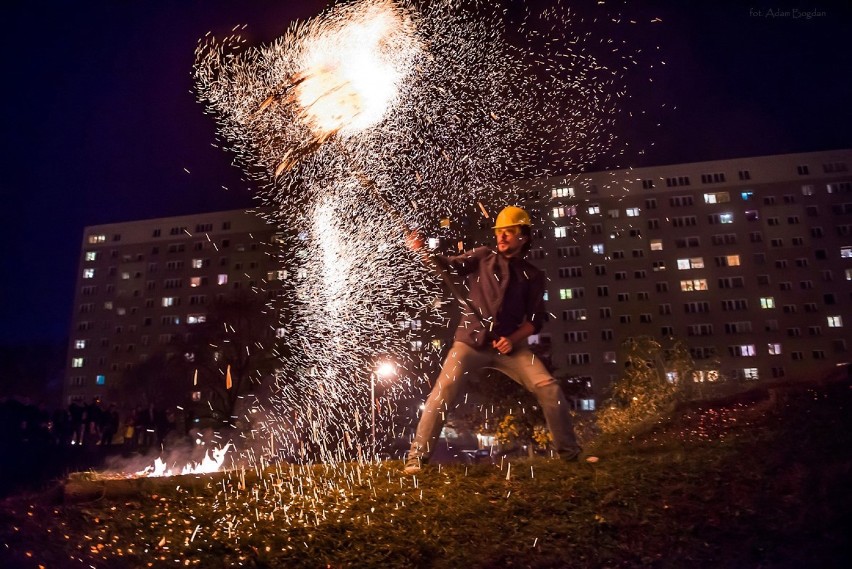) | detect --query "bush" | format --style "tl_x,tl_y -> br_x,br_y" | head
597,336 -> 687,435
